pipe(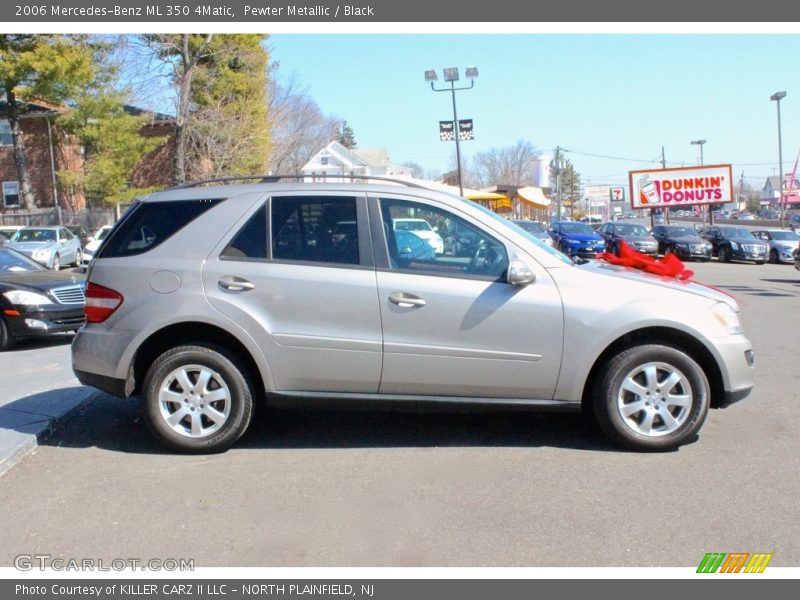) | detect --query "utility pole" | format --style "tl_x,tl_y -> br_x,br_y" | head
659,146 -> 667,226
555,146 -> 562,221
